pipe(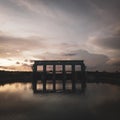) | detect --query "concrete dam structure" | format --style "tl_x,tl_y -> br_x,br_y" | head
32,60 -> 86,93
